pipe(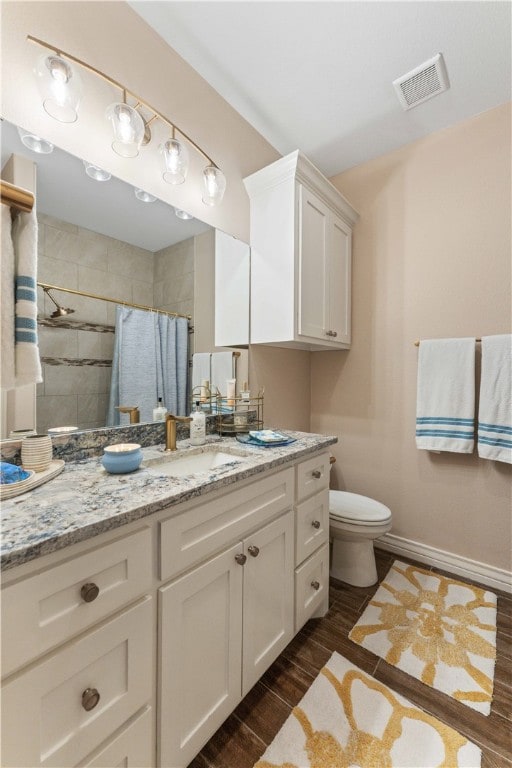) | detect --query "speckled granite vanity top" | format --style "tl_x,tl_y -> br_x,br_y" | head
1,432 -> 336,570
